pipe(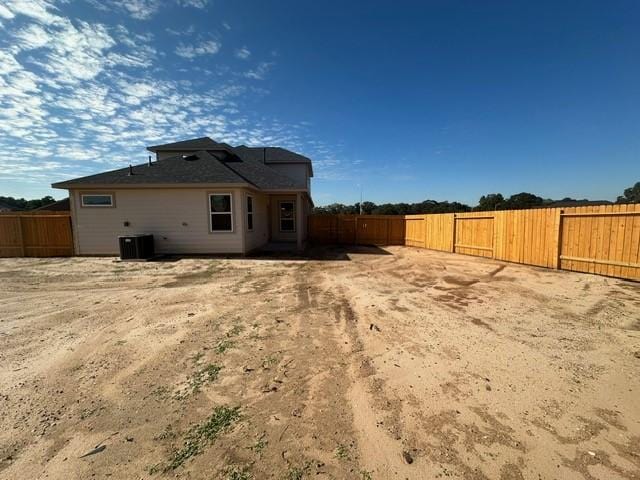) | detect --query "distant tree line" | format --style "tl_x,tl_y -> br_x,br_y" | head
0,195 -> 56,211
2,181 -> 638,213
313,181 -> 639,215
